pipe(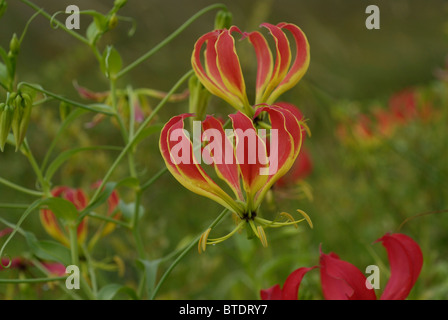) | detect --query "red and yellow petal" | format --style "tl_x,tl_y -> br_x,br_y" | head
245,30 -> 274,104
267,23 -> 310,104
253,103 -> 304,206
202,115 -> 244,201
159,114 -> 240,213
229,111 -> 269,205
192,29 -> 248,111
39,208 -> 70,247
258,23 -> 292,103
